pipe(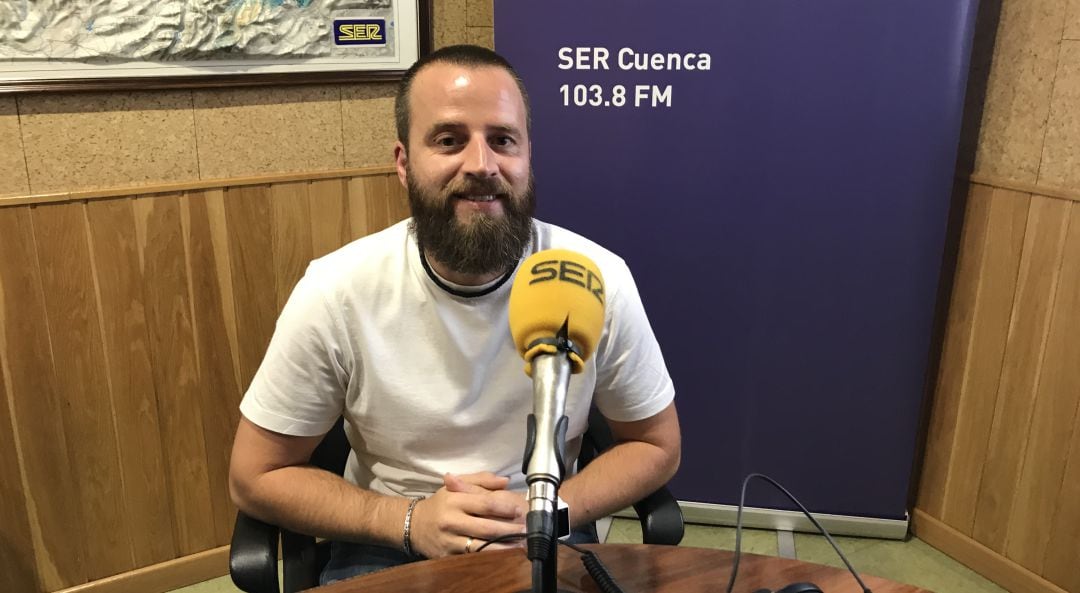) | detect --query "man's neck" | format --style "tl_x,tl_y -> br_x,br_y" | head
423,250 -> 508,286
